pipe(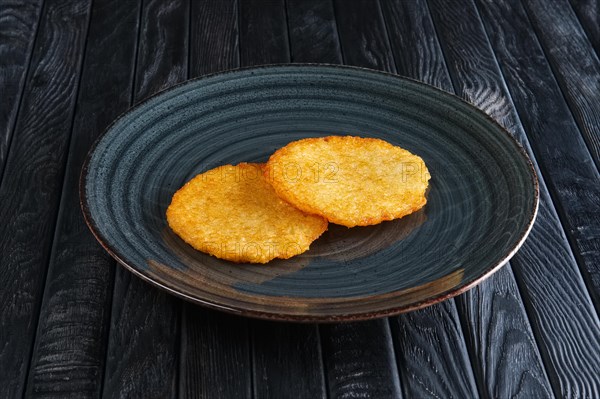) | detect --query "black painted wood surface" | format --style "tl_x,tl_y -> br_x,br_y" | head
571,0 -> 600,58
289,2 -> 405,398
24,0 -> 138,396
0,0 -> 92,396
379,2 -> 552,397
428,0 -> 600,397
1,0 -> 599,397
381,1 -> 553,397
0,0 -> 43,183
102,0 -> 187,397
333,2 -> 481,398
476,0 -> 600,315
180,2 -> 253,399
523,0 -> 600,171
239,2 -> 328,398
